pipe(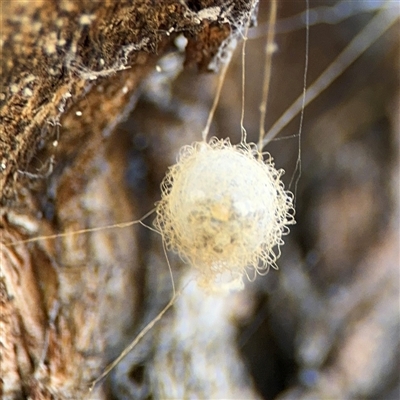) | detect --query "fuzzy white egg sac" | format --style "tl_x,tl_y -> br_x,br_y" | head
155,137 -> 294,291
